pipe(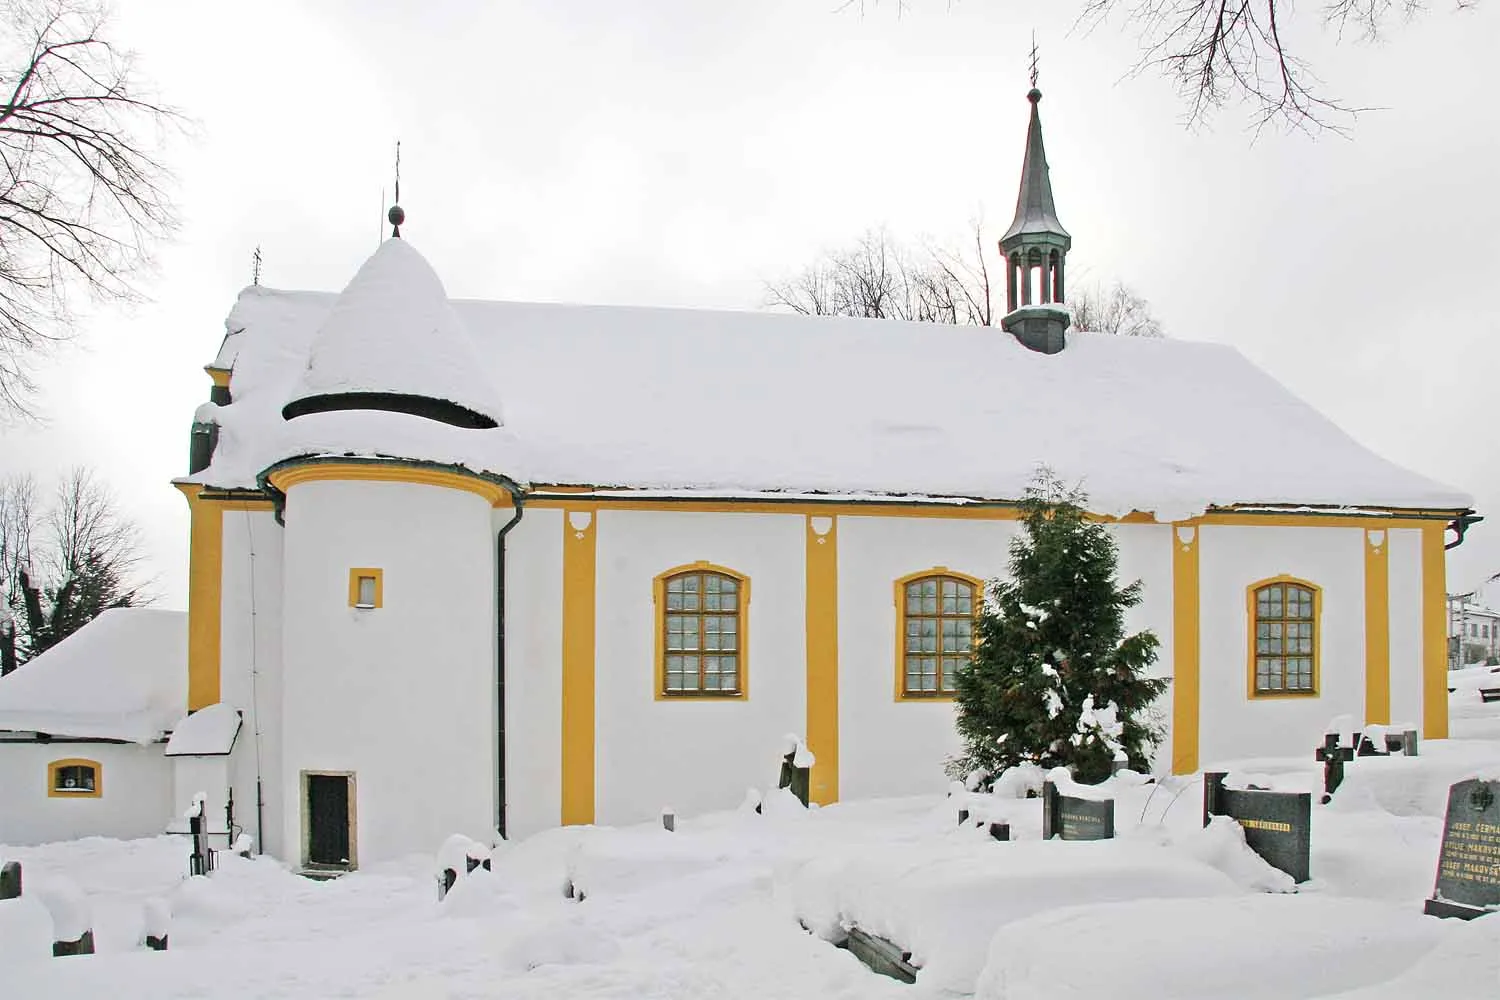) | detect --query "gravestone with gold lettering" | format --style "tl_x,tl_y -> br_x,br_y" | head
1042,780 -> 1115,841
1423,778 -> 1500,920
1203,772 -> 1311,883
